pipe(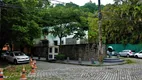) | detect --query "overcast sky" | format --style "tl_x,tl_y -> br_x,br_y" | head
51,0 -> 114,6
